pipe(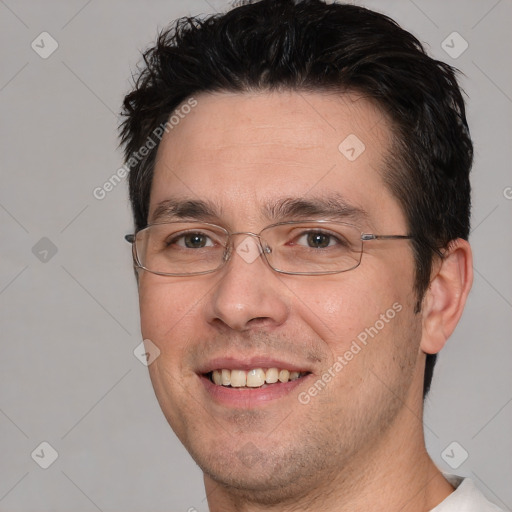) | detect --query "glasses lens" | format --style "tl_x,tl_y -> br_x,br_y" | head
262,221 -> 363,274
135,223 -> 228,275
